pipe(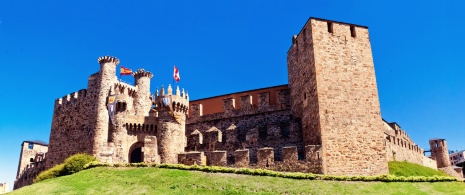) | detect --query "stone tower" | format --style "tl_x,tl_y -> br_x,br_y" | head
287,17 -> 388,175
133,69 -> 154,116
93,56 -> 119,155
429,138 -> 451,168
156,85 -> 189,163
